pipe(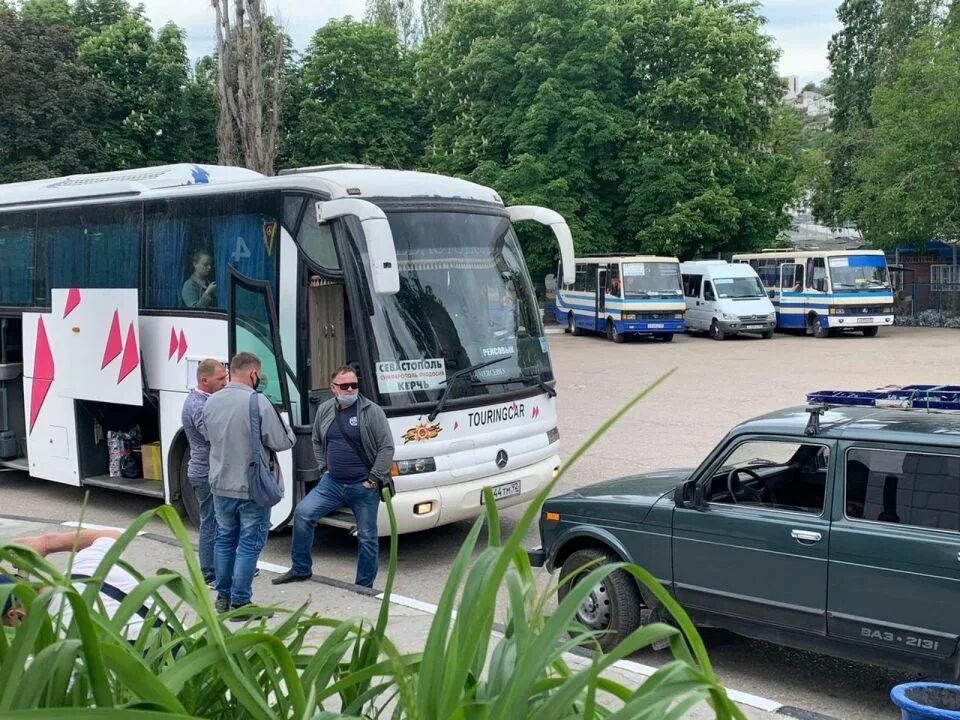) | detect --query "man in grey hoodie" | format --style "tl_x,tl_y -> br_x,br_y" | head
272,366 -> 394,588
204,352 -> 295,616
